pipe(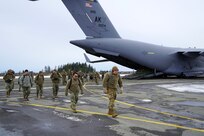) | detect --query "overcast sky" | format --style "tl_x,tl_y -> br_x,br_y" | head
0,0 -> 204,73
